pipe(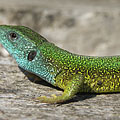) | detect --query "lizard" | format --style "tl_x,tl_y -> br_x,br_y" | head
0,25 -> 120,104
